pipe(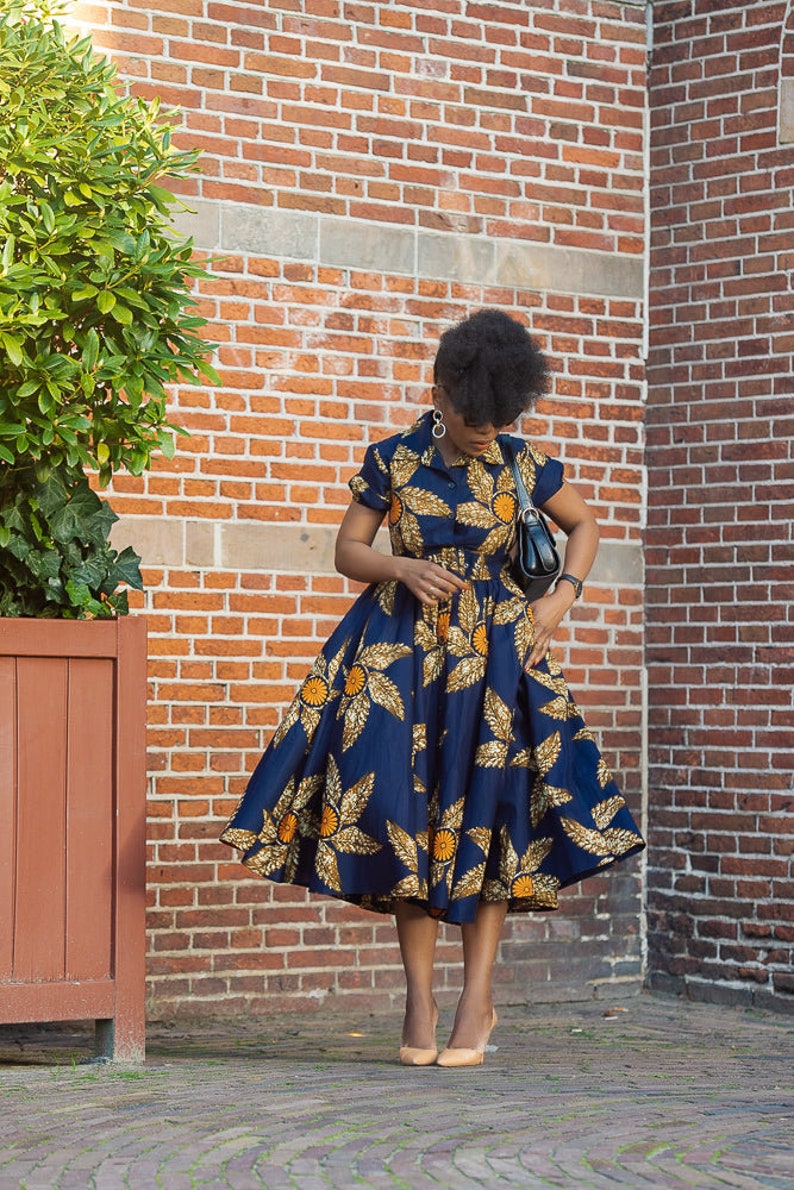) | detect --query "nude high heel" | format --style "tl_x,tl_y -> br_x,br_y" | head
436,1008 -> 498,1068
399,1002 -> 439,1066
